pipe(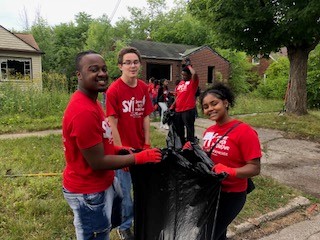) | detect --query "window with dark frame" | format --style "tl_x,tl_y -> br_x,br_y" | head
207,66 -> 215,84
0,57 -> 32,81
